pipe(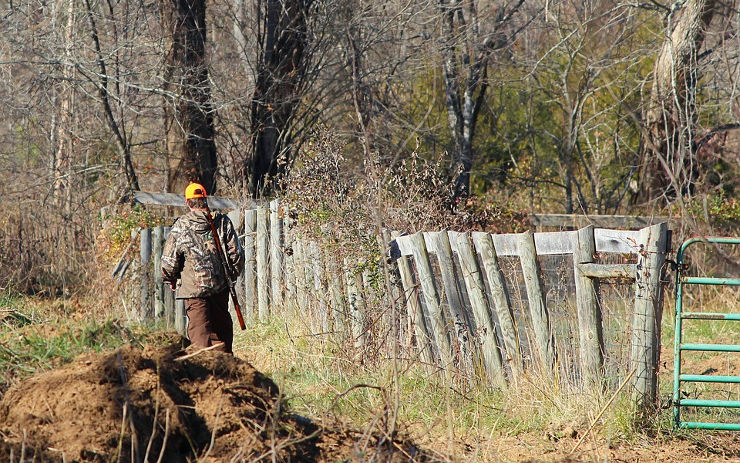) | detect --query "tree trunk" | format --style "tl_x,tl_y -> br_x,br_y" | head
162,0 -> 218,194
639,0 -> 717,203
248,0 -> 309,198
